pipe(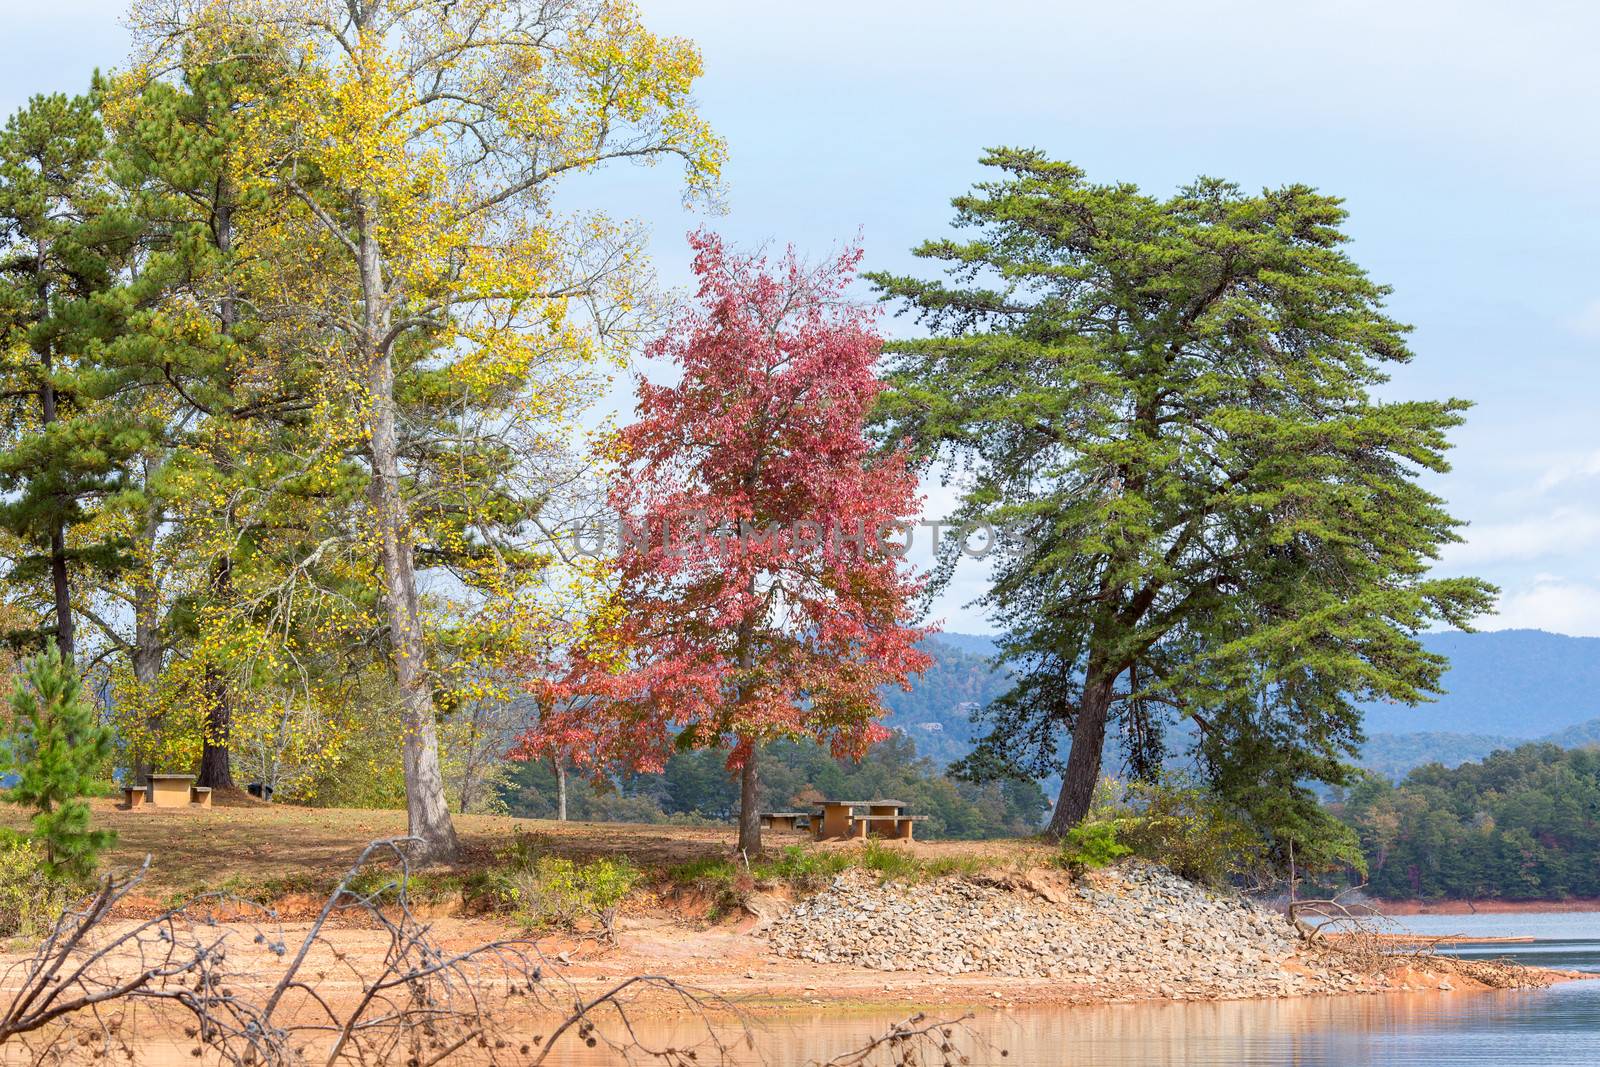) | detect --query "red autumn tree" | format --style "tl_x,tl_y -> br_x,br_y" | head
531,230 -> 930,855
